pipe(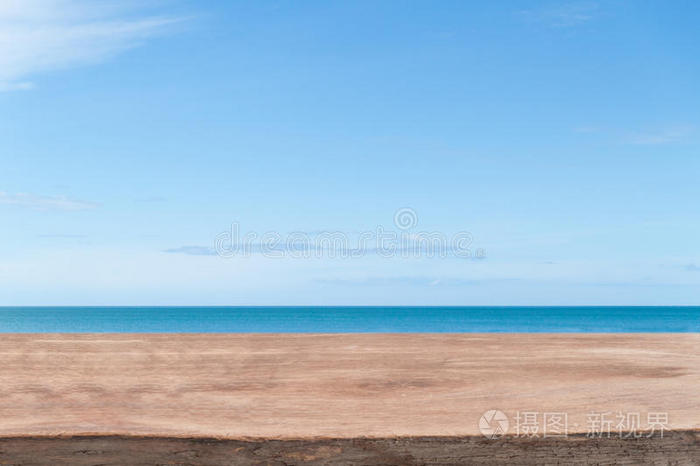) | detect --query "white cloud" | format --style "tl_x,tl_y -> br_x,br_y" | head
575,124 -> 696,145
163,246 -> 218,256
627,126 -> 694,145
0,81 -> 35,92
0,0 -> 183,91
0,192 -> 98,211
519,2 -> 598,28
